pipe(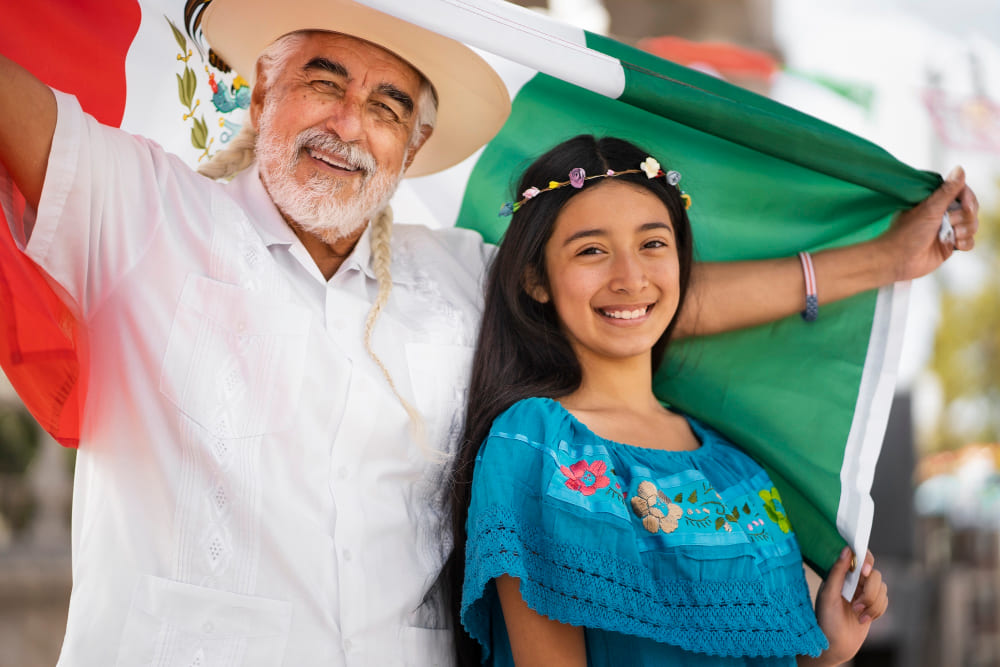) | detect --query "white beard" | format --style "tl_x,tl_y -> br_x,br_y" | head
255,99 -> 405,243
